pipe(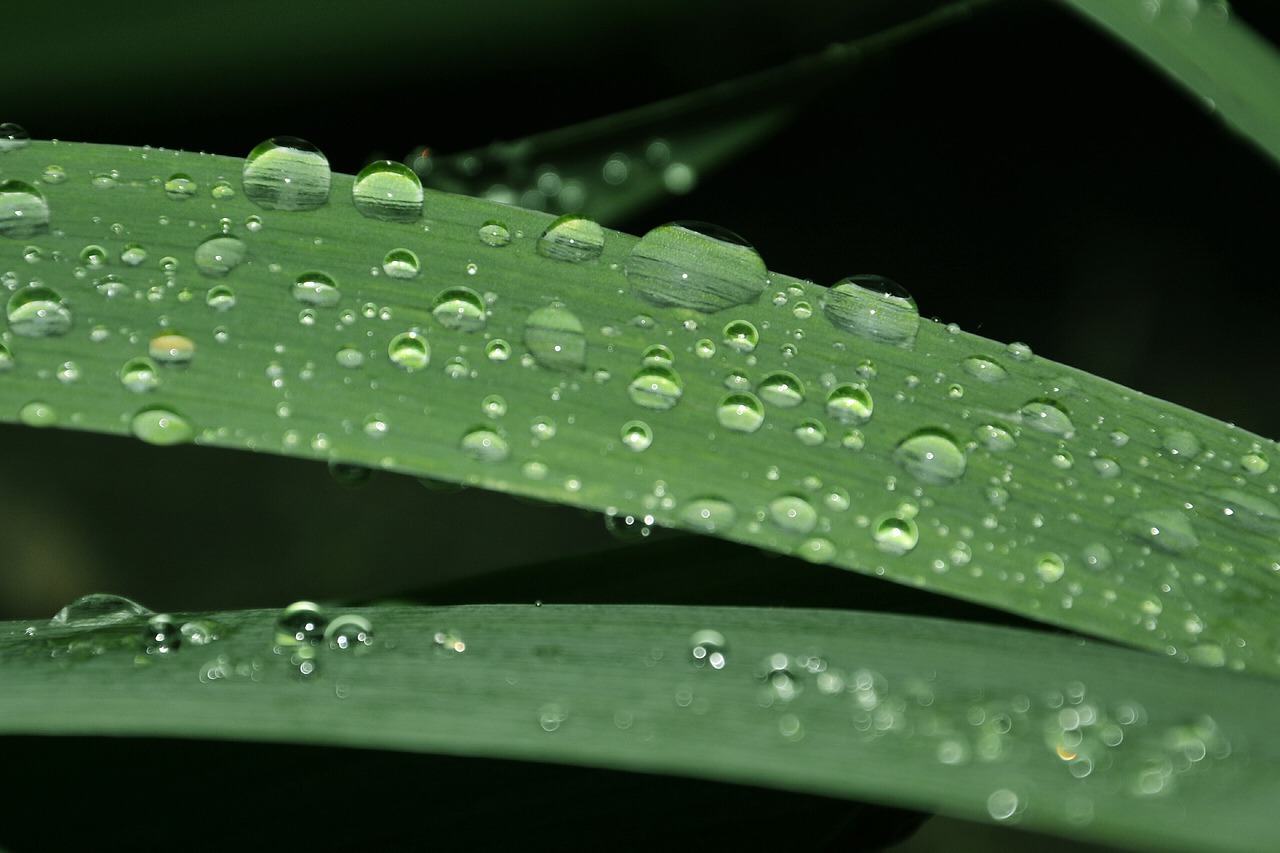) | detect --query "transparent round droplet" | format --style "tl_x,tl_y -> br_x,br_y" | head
757,370 -> 805,408
206,285 -> 236,311
6,285 -> 71,337
120,243 -> 147,266
79,244 -> 107,267
825,384 -> 873,424
822,275 -> 919,348
325,614 -> 374,650
716,392 -> 765,434
388,331 -> 430,371
536,214 -> 604,262
275,600 -> 329,646
524,305 -> 586,371
620,420 -> 653,451
1019,399 -> 1074,436
19,401 -> 57,427
478,220 -> 511,247
352,160 -> 424,222
292,270 -> 340,307
194,234 -> 247,278
149,333 -> 195,365
242,136 -> 331,211
679,497 -> 737,533
768,494 -> 818,535
164,173 -> 198,200
1124,510 -> 1199,554
0,179 -> 50,238
893,429 -> 967,485
987,789 -> 1021,822
460,425 -> 510,463
131,407 -> 195,446
51,593 -> 152,627
975,423 -> 1016,452
382,248 -> 420,279
485,339 -> 511,362
626,222 -> 767,312
144,614 -> 182,654
873,514 -> 919,555
793,419 -> 826,446
690,629 -> 727,670
627,365 -> 684,411
722,319 -> 759,353
0,122 -> 30,153
961,356 -> 1008,382
119,357 -> 160,392
640,344 -> 674,366
1036,552 -> 1066,583
432,286 -> 486,332
529,416 -> 557,441
1240,451 -> 1269,475
0,342 -> 14,371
